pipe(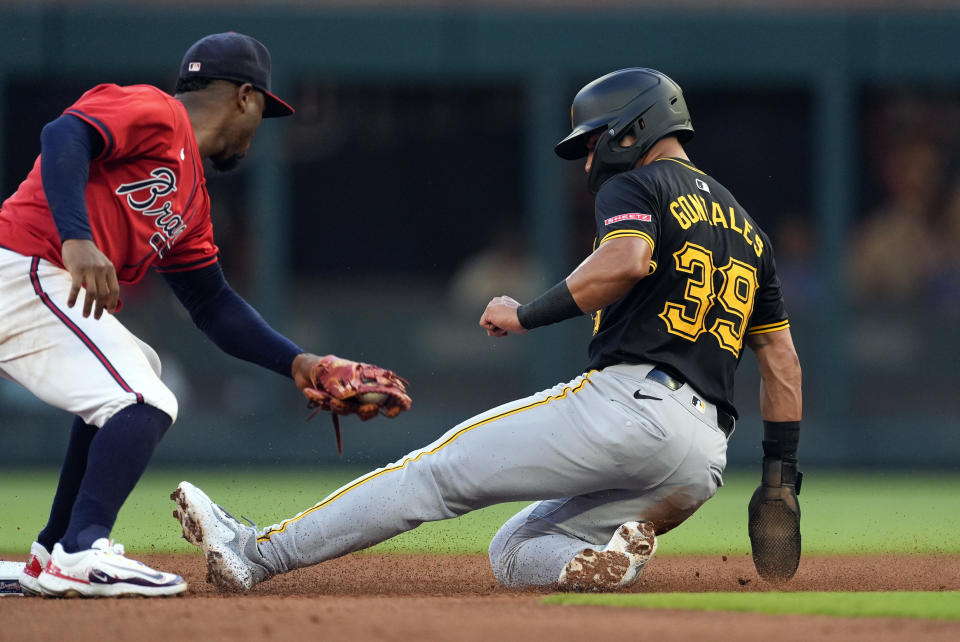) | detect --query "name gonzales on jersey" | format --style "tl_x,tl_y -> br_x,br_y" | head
587,158 -> 788,418
115,167 -> 186,258
668,193 -> 764,258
